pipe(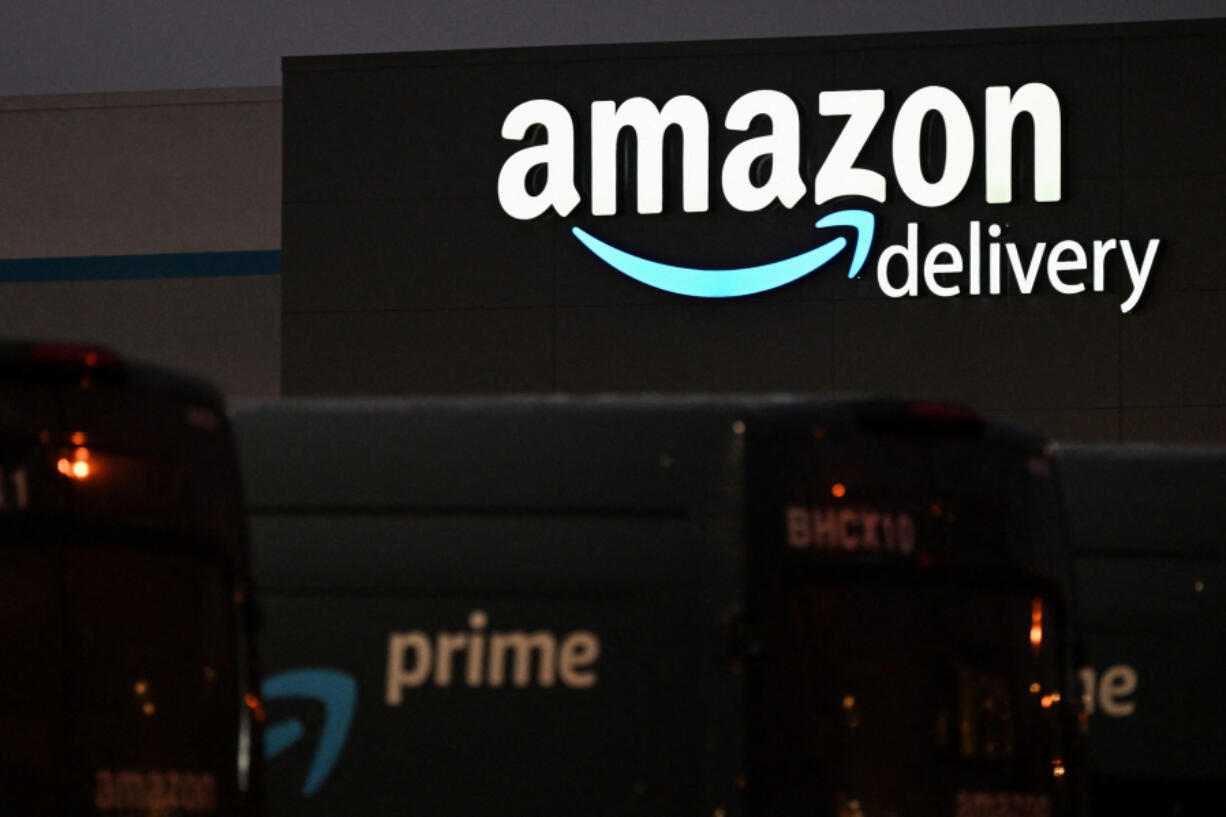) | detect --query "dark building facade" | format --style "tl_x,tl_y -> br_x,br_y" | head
282,19 -> 1226,443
